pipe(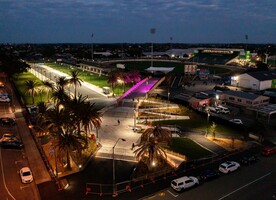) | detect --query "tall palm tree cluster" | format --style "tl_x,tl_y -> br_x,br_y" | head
24,70 -> 83,104
26,70 -> 102,170
107,70 -> 141,95
134,125 -> 172,171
